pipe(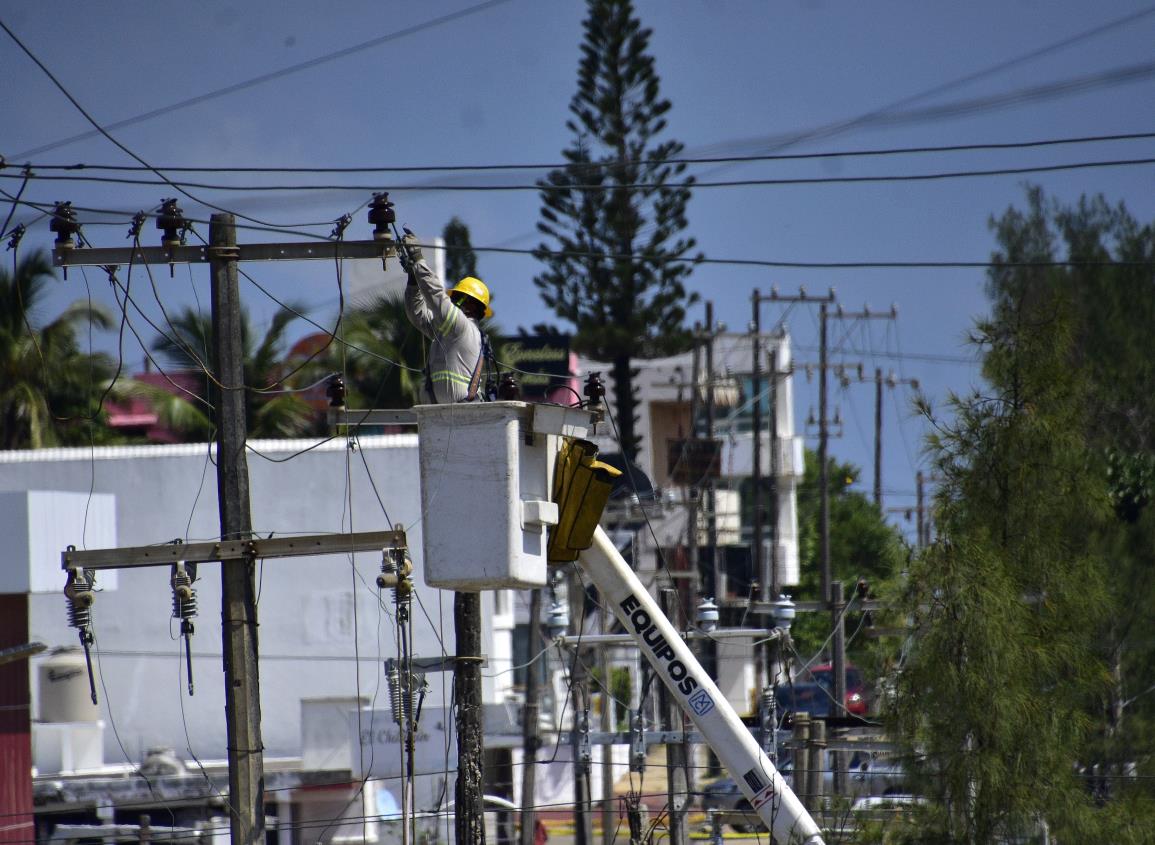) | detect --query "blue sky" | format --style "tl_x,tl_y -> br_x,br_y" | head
5,0 -> 1155,531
